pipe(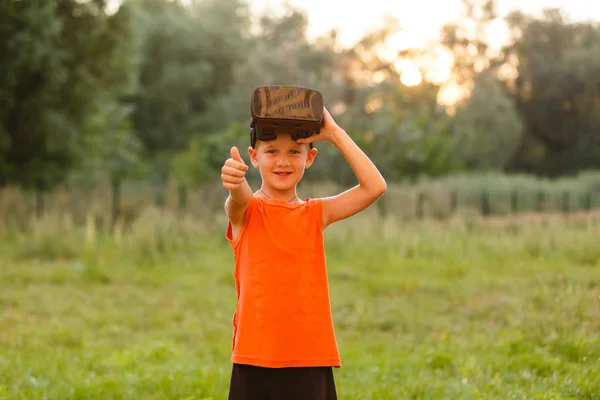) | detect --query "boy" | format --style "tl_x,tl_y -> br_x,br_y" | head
221,106 -> 387,399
